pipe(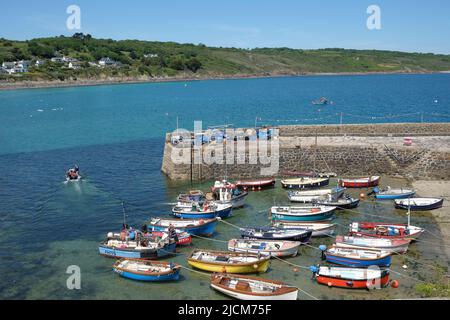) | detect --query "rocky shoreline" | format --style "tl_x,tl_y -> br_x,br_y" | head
1,70 -> 448,91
